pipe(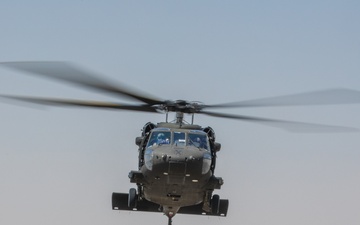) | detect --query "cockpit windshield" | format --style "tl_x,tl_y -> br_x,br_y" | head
147,131 -> 171,147
173,132 -> 186,146
147,130 -> 210,150
188,133 -> 209,150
